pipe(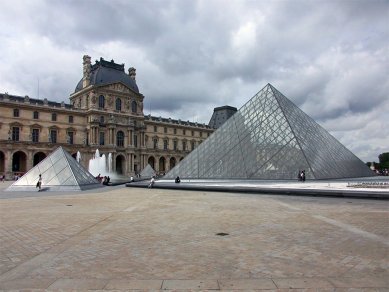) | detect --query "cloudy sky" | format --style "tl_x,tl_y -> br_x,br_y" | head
0,0 -> 388,162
